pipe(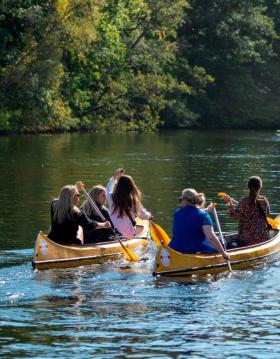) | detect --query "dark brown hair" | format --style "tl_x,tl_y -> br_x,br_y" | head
247,176 -> 262,207
112,175 -> 142,217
